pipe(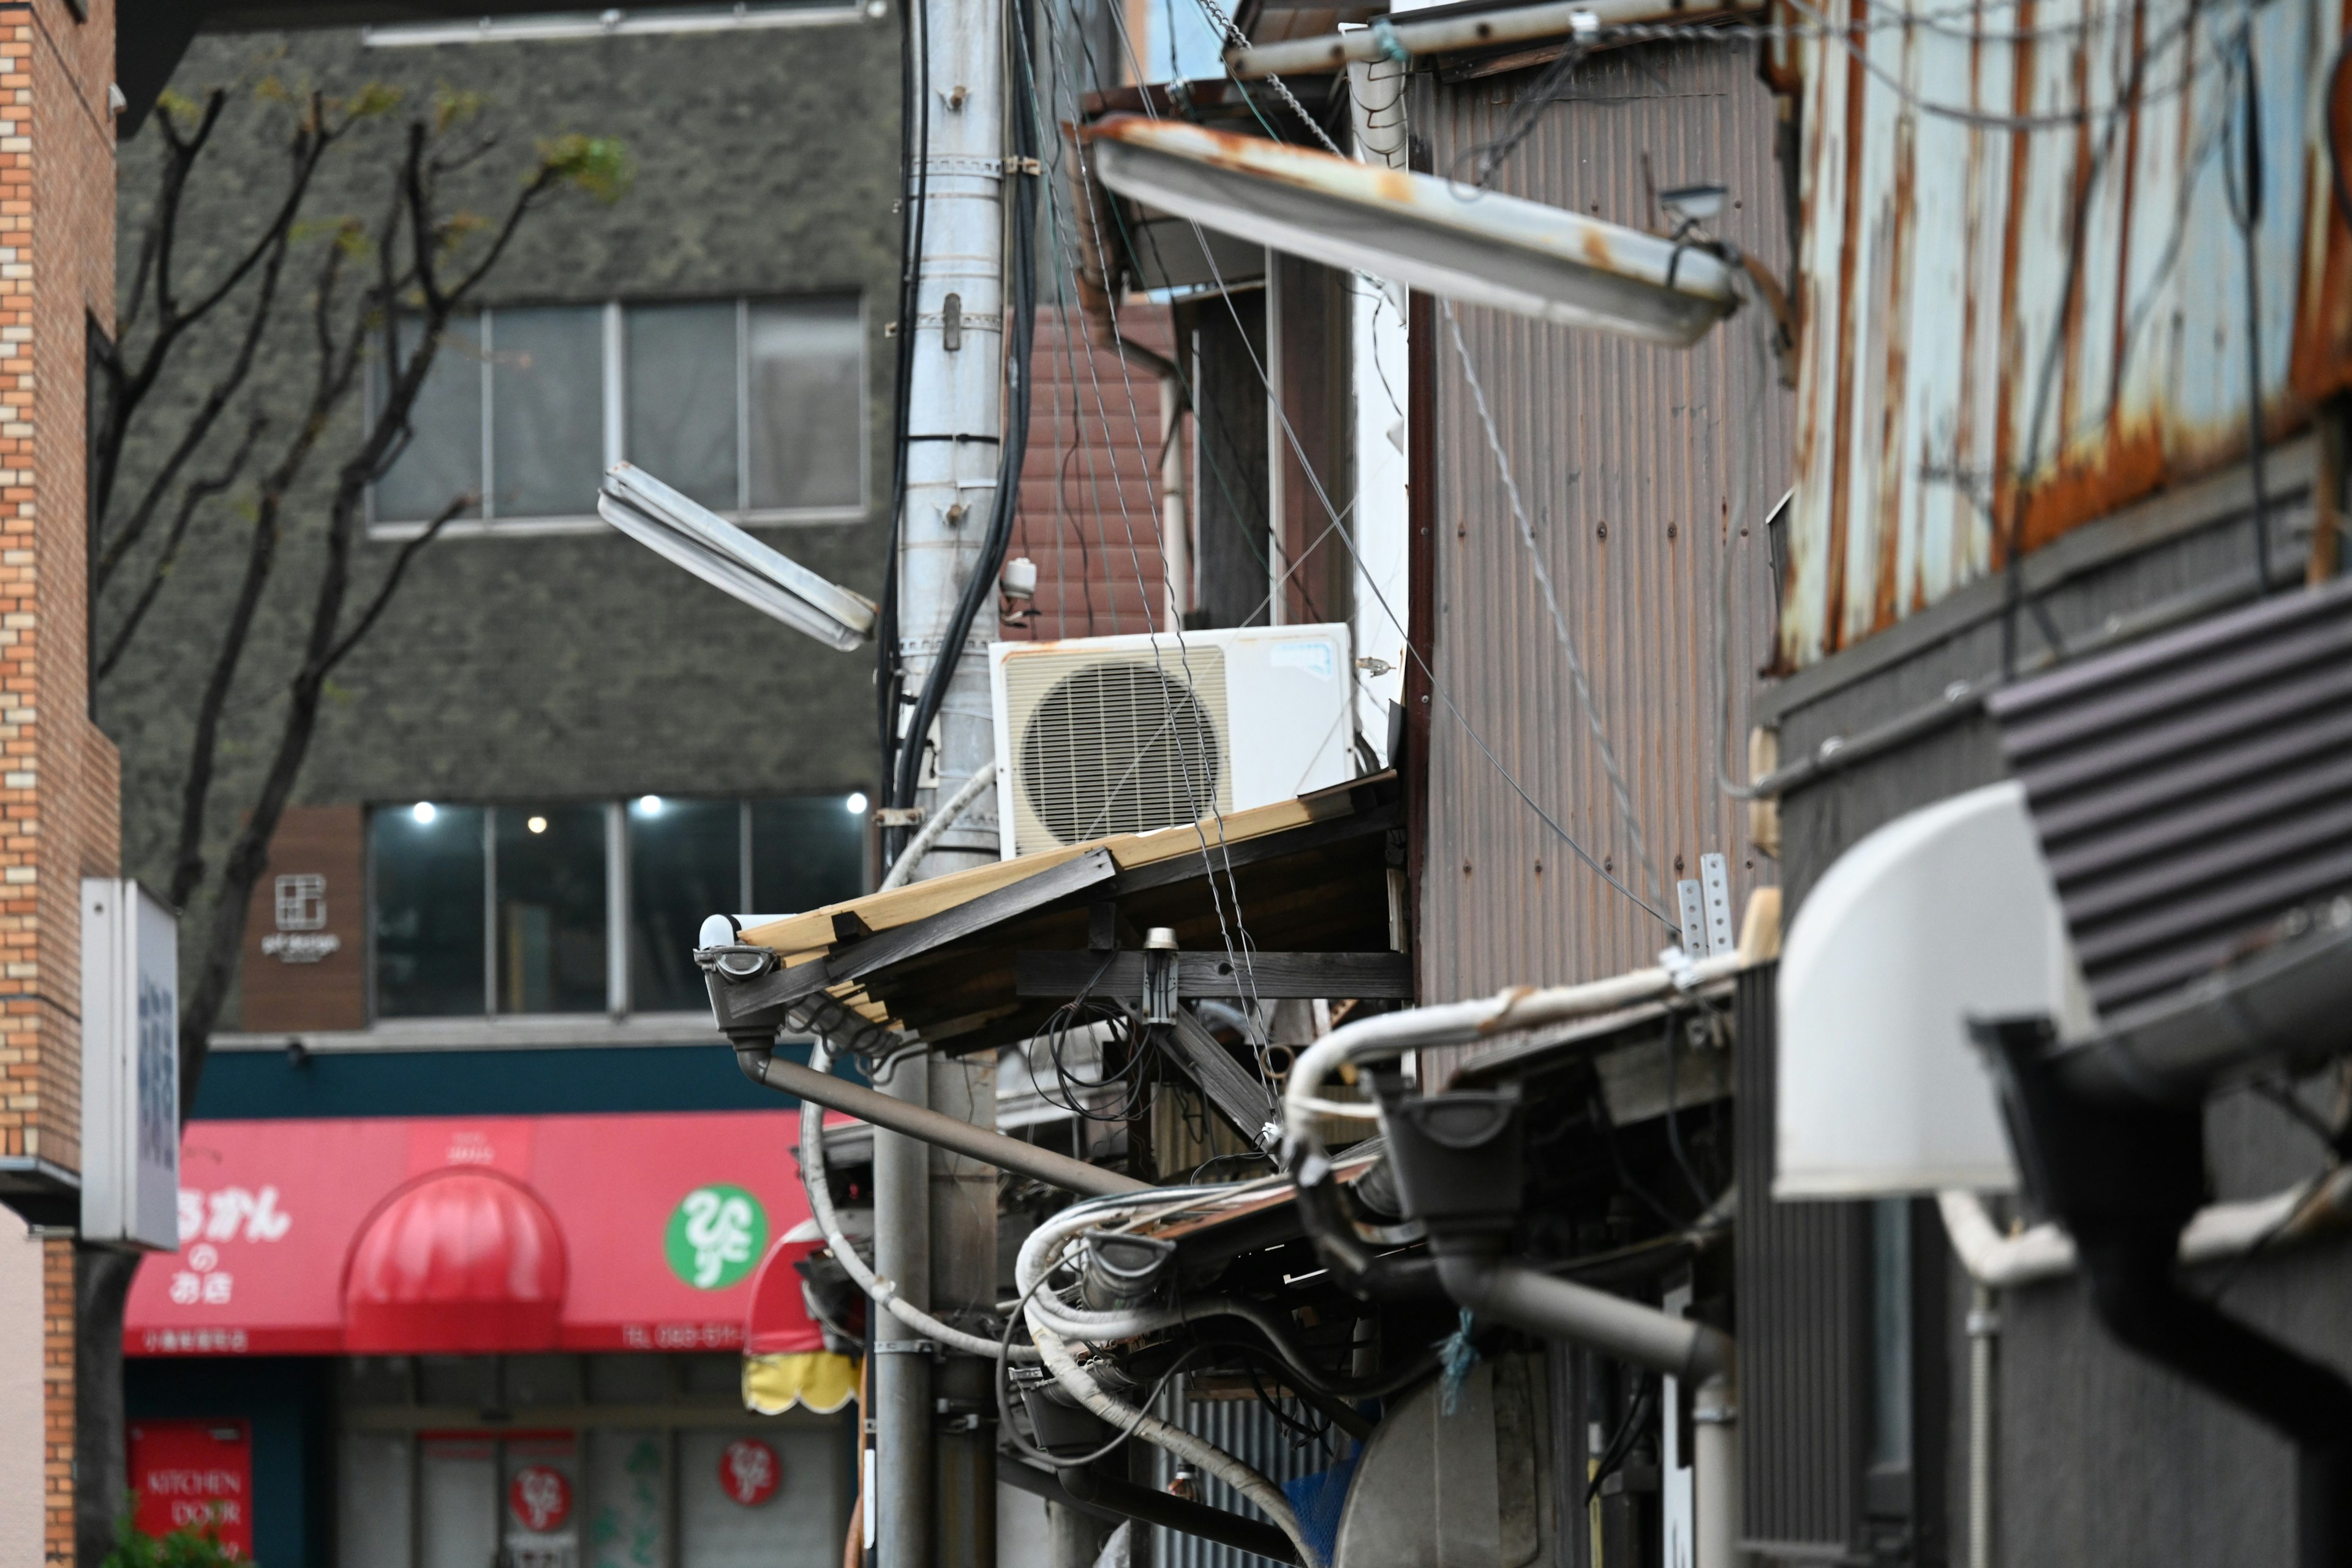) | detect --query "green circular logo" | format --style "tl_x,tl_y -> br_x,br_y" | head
665,1185 -> 767,1290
